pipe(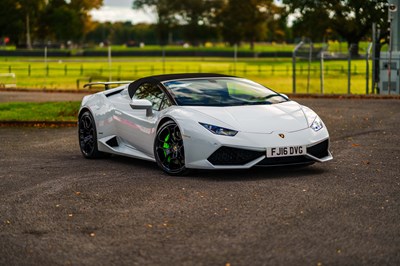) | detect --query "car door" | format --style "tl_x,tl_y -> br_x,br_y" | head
115,82 -> 171,157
